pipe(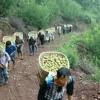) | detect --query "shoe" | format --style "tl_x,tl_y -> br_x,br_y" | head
4,78 -> 8,84
21,58 -> 23,60
30,53 -> 32,56
0,83 -> 3,86
8,68 -> 11,71
30,53 -> 34,56
4,80 -> 8,84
